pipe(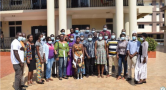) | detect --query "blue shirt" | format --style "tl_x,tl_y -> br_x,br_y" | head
73,33 -> 80,40
83,32 -> 92,40
127,40 -> 141,55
